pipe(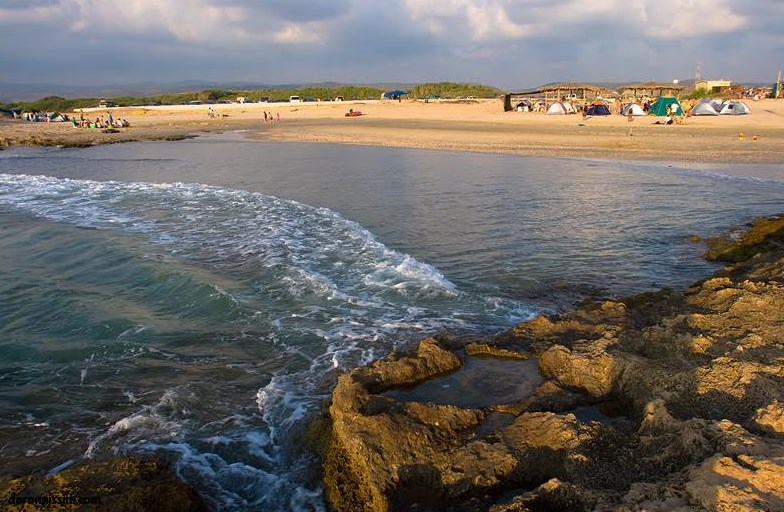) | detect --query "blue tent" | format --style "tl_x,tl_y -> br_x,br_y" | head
585,103 -> 611,116
382,90 -> 407,99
